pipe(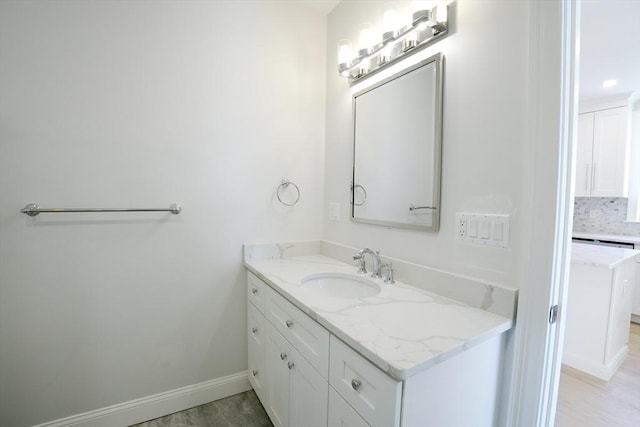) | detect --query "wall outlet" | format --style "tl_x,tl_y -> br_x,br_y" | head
456,213 -> 467,238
